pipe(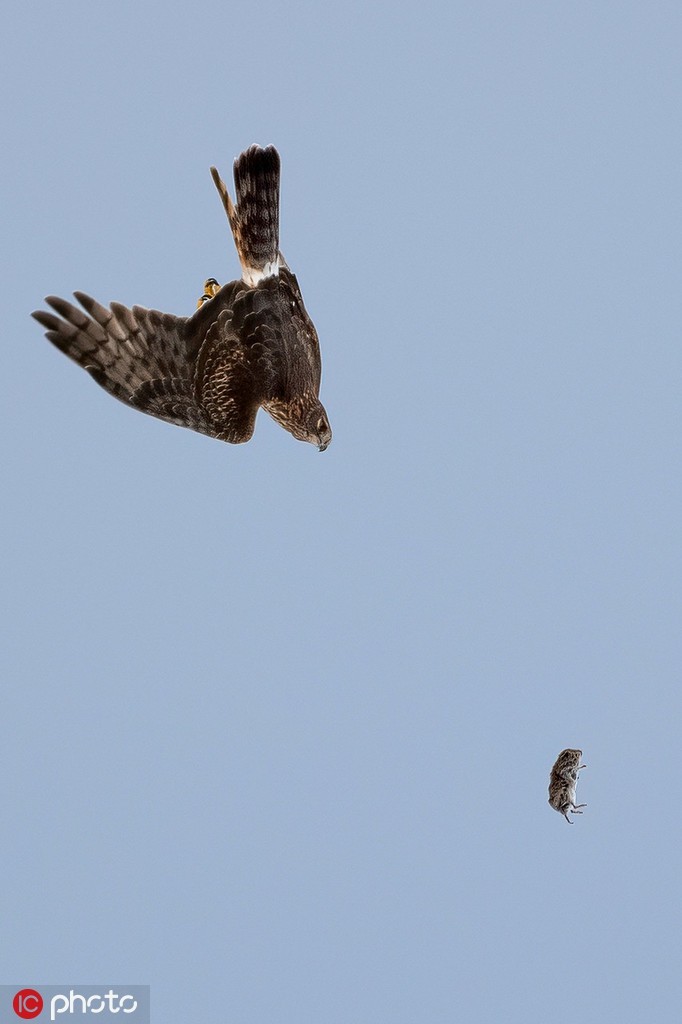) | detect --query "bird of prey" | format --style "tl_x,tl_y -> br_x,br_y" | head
548,749 -> 587,824
32,145 -> 332,451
